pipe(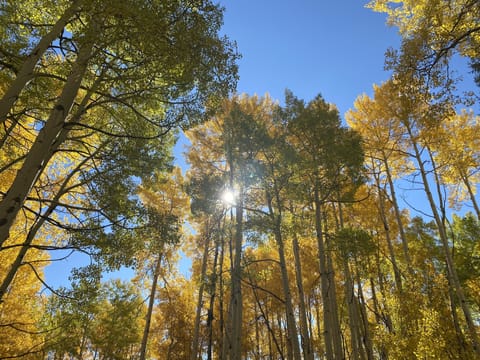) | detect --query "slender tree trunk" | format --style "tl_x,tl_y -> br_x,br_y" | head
0,31 -> 96,248
266,190 -> 301,360
292,232 -> 314,360
355,265 -> 374,360
139,253 -> 162,360
247,265 -> 284,359
207,228 -> 220,360
336,202 -> 364,360
190,222 -> 212,360
369,278 -> 388,360
218,218 -> 226,360
460,170 -> 480,219
227,188 -> 243,360
0,143 -> 101,301
314,293 -> 324,356
272,222 -> 301,360
313,185 -> 343,359
406,123 -> 480,355
372,162 -> 403,292
447,275 -> 469,357
382,152 -> 412,268
325,230 -> 344,360
0,0 -> 83,125
343,257 -> 361,360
